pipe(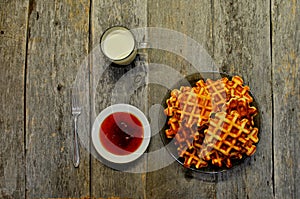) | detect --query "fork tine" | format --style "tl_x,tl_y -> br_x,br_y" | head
72,93 -> 75,107
72,87 -> 81,111
75,97 -> 80,109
